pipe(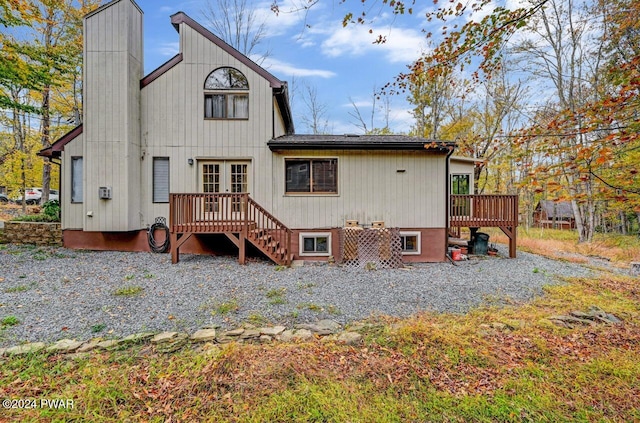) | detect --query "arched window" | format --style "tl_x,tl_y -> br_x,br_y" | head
204,67 -> 249,119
